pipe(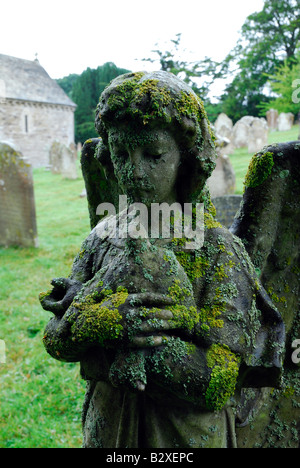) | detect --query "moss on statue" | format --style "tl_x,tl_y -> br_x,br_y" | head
67,288 -> 128,345
244,151 -> 274,188
205,344 -> 240,411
